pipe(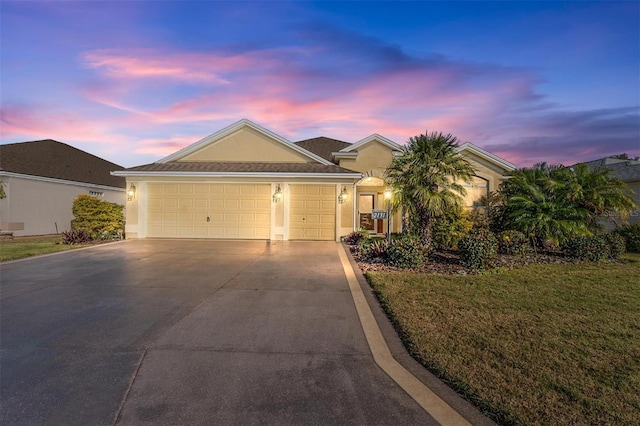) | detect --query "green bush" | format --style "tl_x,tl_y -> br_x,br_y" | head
432,209 -> 473,251
561,236 -> 609,261
614,223 -> 640,253
71,195 -> 124,240
497,230 -> 531,255
359,238 -> 389,262
387,234 -> 425,269
458,229 -> 498,270
604,232 -> 626,259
